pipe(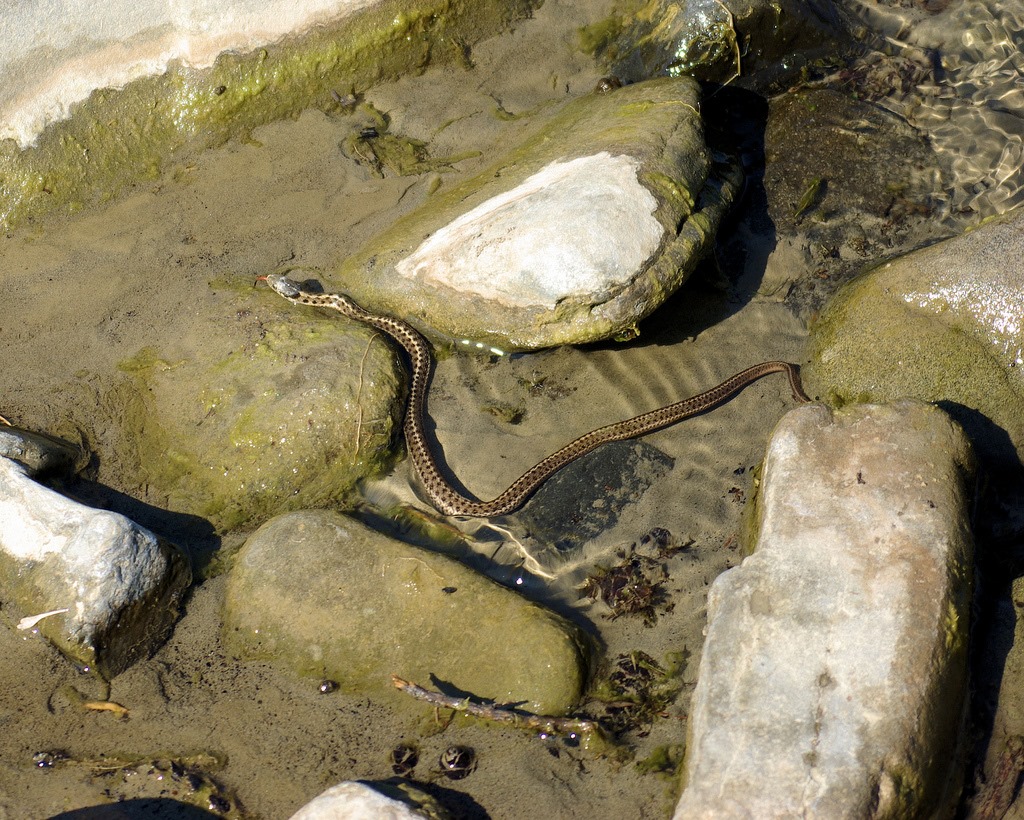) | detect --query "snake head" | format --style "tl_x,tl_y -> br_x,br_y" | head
262,273 -> 303,298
